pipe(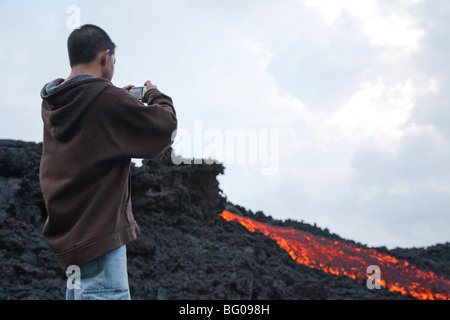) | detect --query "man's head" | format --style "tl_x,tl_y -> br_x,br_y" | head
67,24 -> 116,80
